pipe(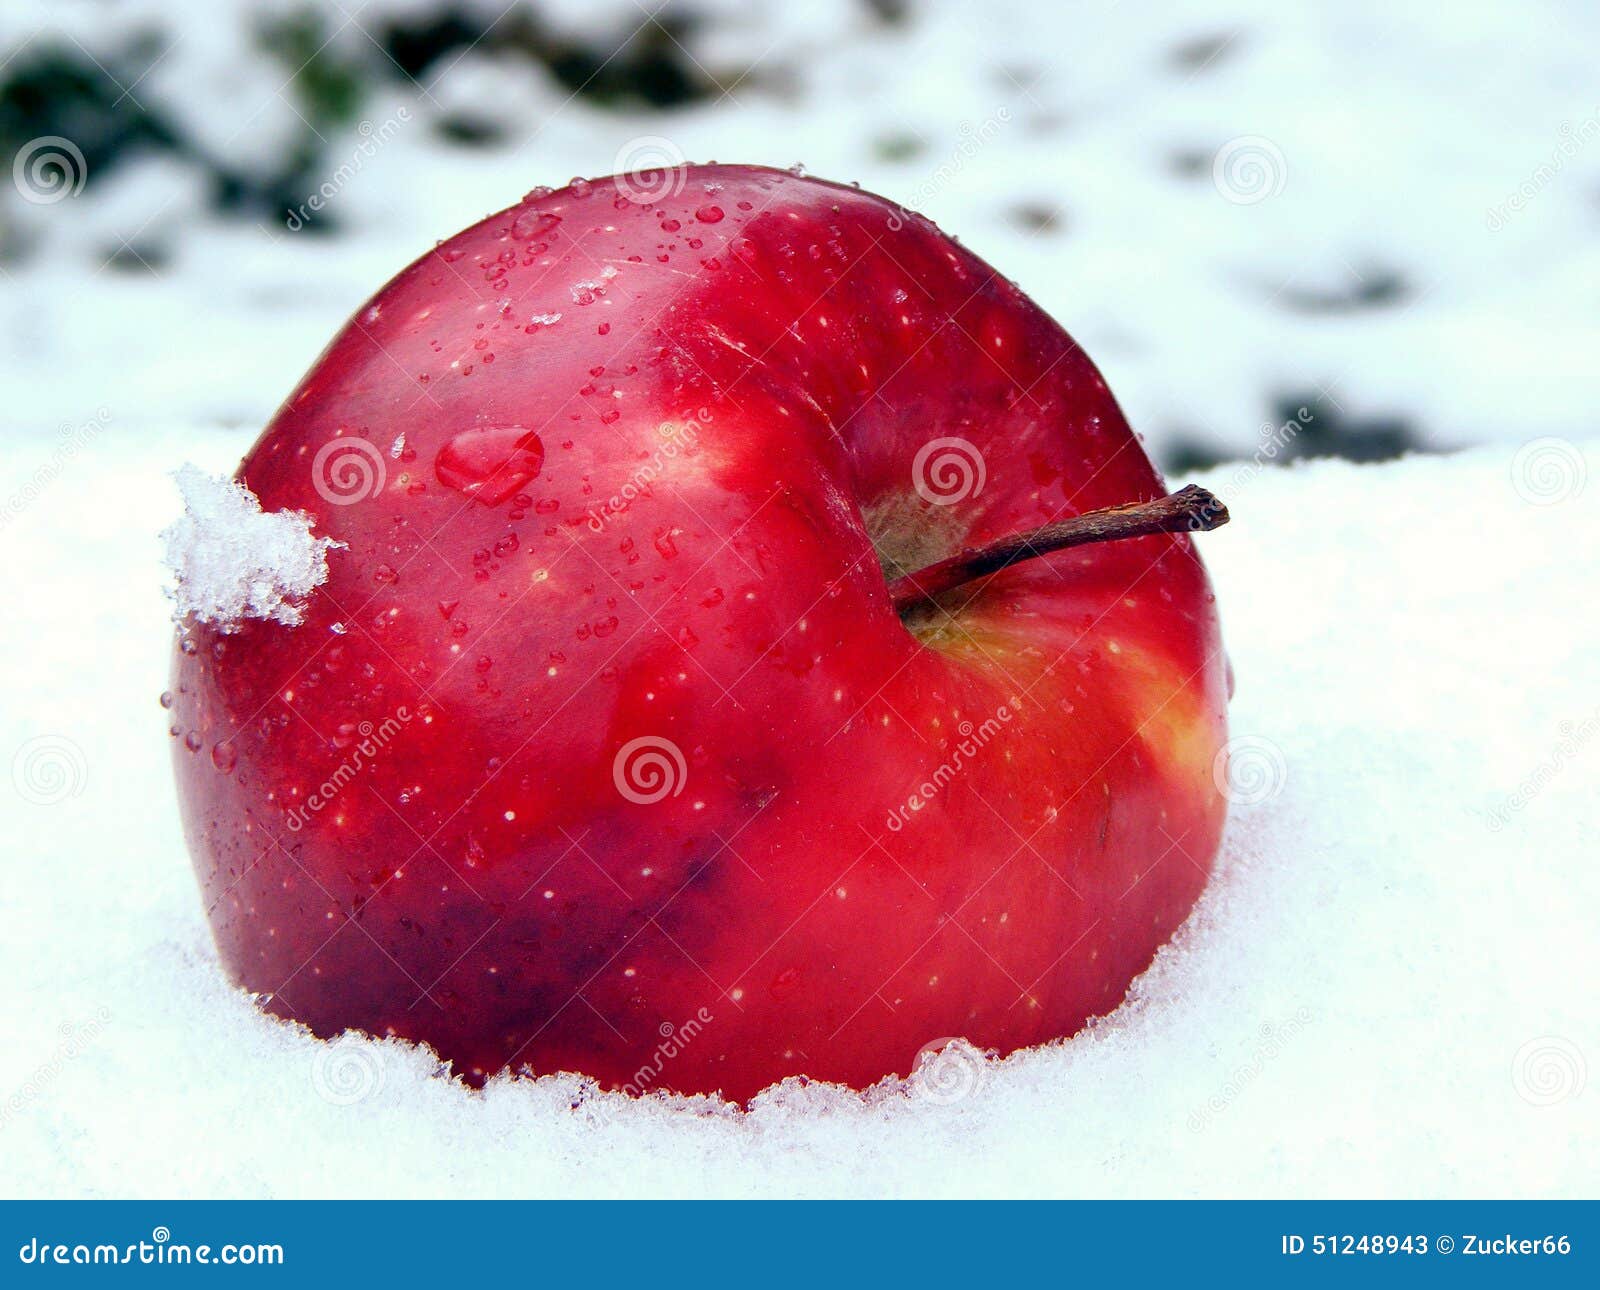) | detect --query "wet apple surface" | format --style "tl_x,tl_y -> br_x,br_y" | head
169,164 -> 1230,1102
